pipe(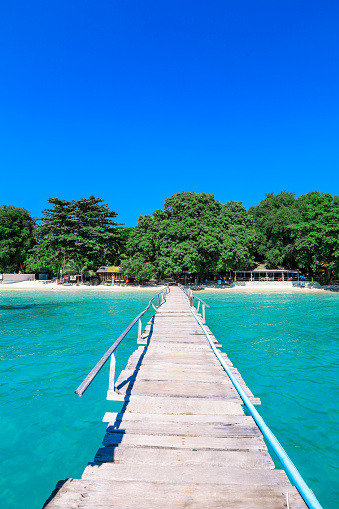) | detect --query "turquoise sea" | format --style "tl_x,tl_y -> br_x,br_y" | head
0,289 -> 338,508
